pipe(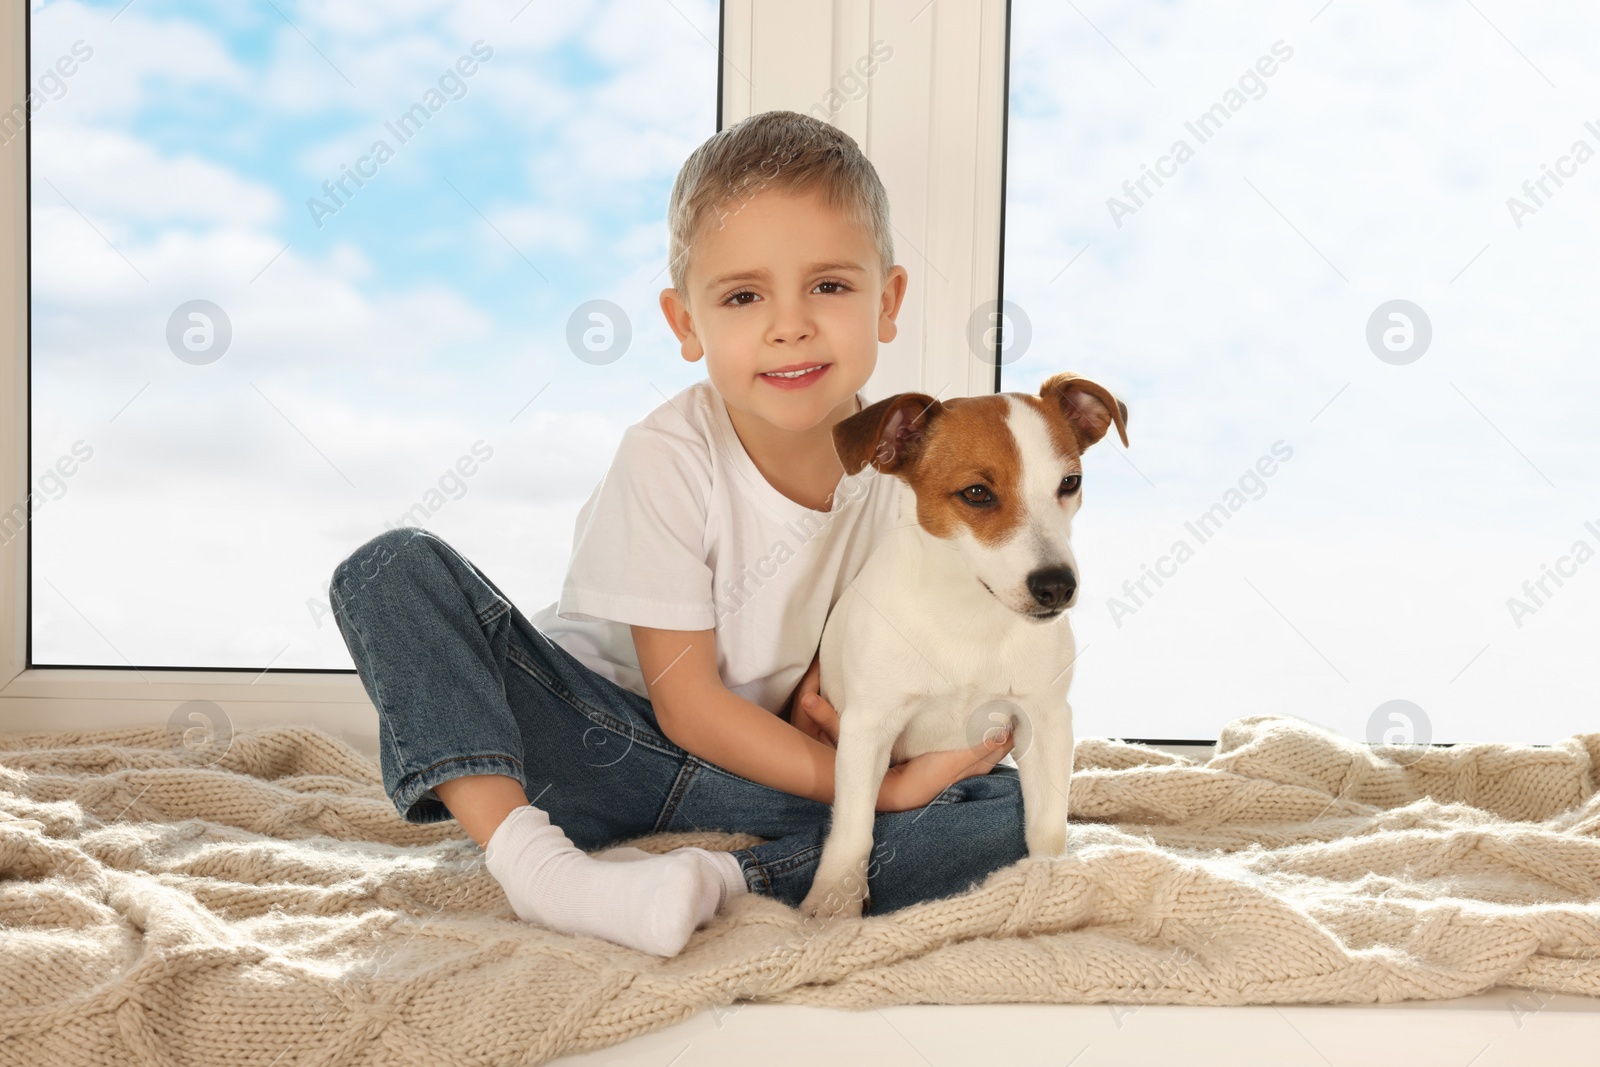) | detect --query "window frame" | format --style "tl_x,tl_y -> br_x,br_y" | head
0,0 -> 1014,748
